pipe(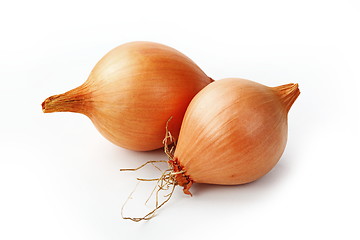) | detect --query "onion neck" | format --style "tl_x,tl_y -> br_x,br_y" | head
42,85 -> 92,114
273,83 -> 300,112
